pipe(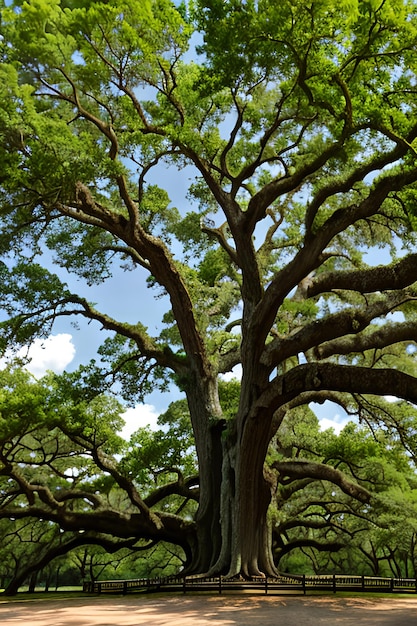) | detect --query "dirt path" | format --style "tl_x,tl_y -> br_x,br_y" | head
1,594 -> 417,625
